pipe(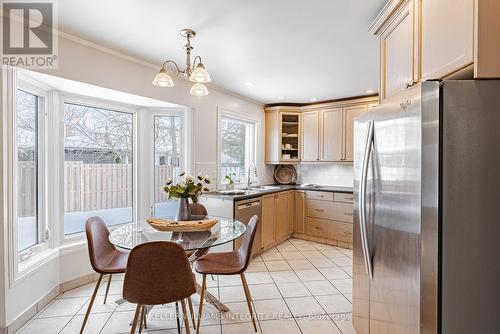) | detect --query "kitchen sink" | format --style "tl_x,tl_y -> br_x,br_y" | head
247,185 -> 281,191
